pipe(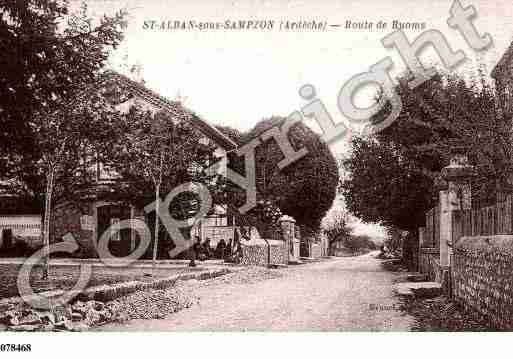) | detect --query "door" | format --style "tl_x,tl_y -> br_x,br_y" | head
97,204 -> 131,257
